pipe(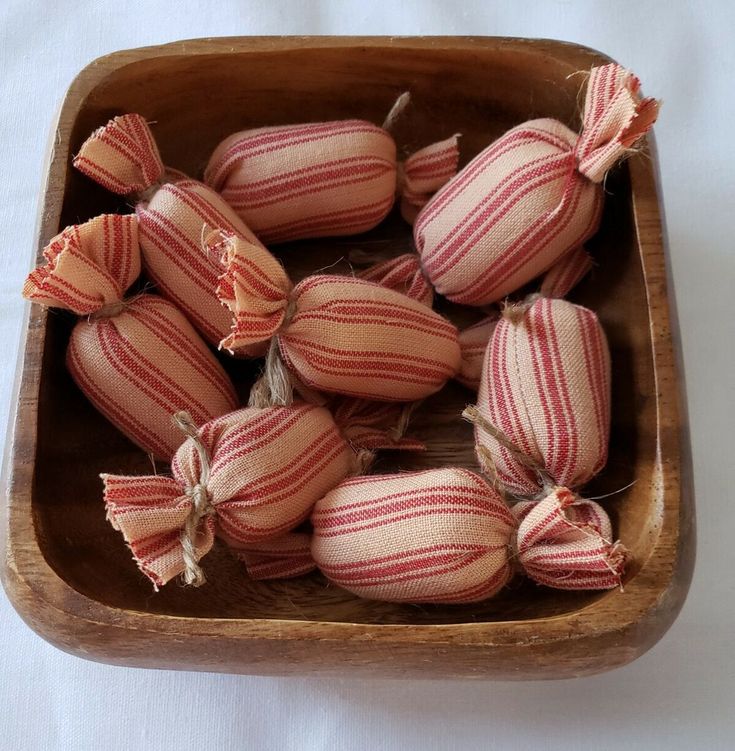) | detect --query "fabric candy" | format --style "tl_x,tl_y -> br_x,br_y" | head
310,468 -> 625,604
204,102 -> 460,243
211,230 -> 461,403
455,245 -> 593,391
356,253 -> 434,307
414,63 -> 659,305
351,247 -> 592,393
469,296 -> 611,496
73,114 -> 268,353
456,314 -> 500,391
538,244 -> 593,299
234,532 -> 317,581
351,252 -> 498,393
102,404 -> 358,588
23,214 -> 237,460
